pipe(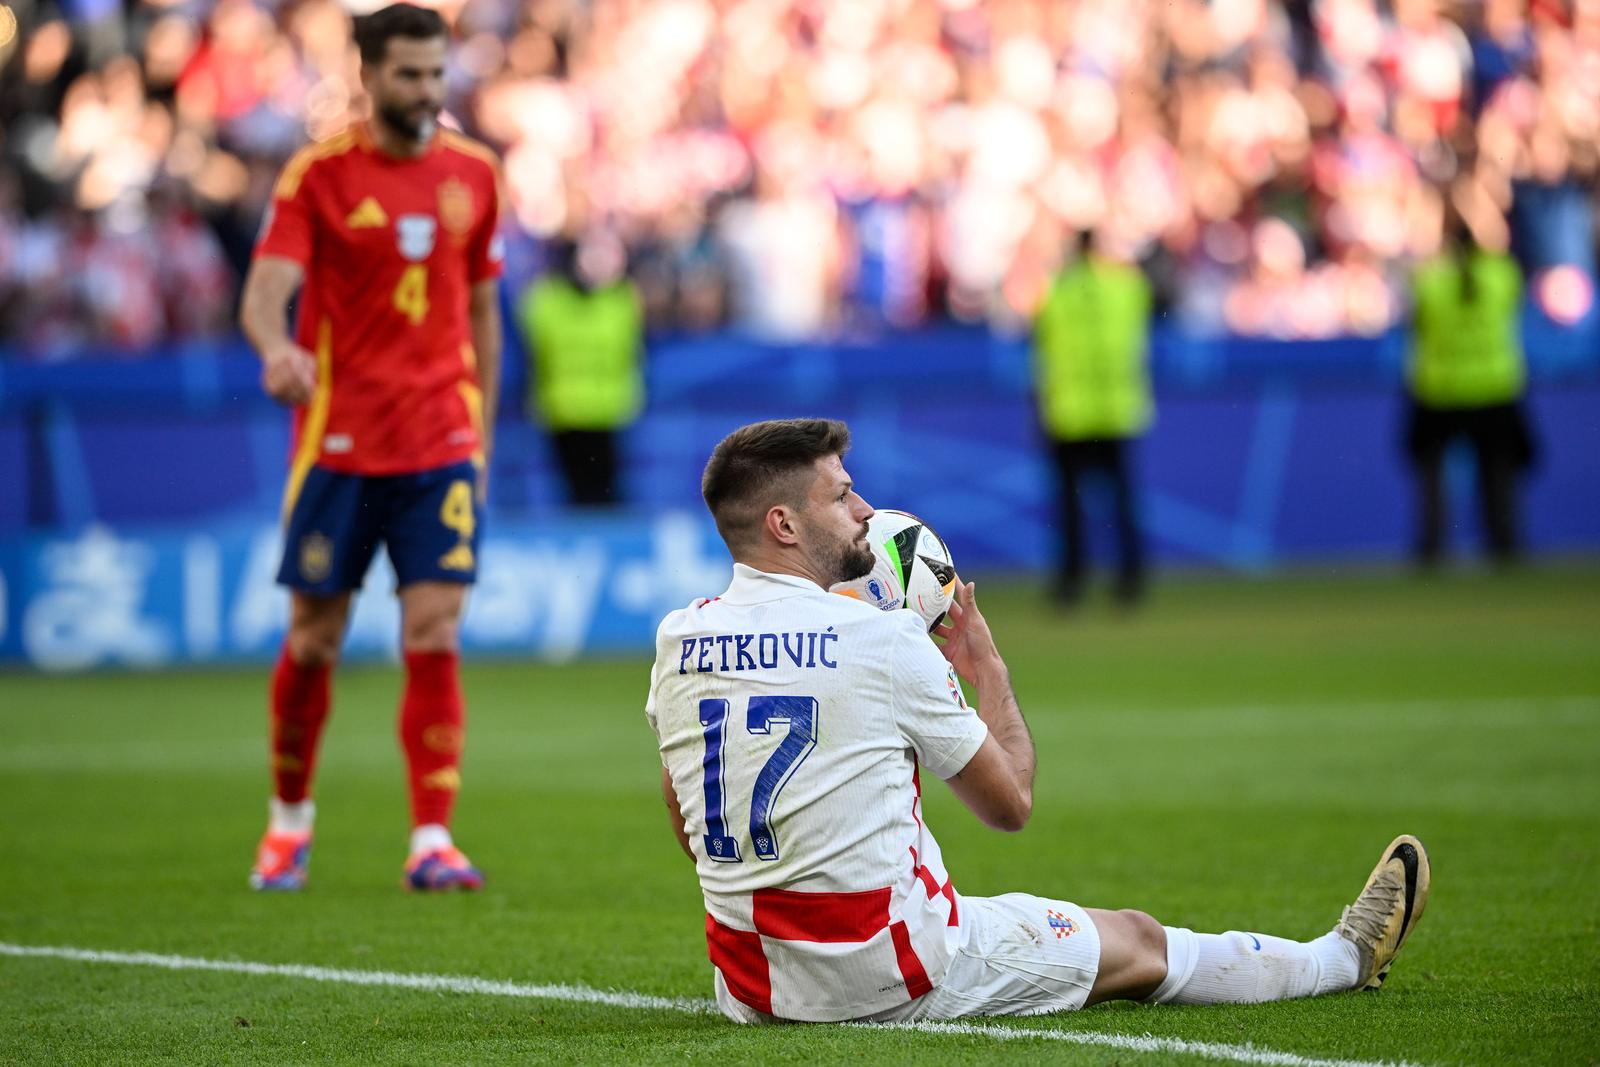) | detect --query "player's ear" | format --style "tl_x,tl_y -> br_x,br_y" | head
766,504 -> 800,546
